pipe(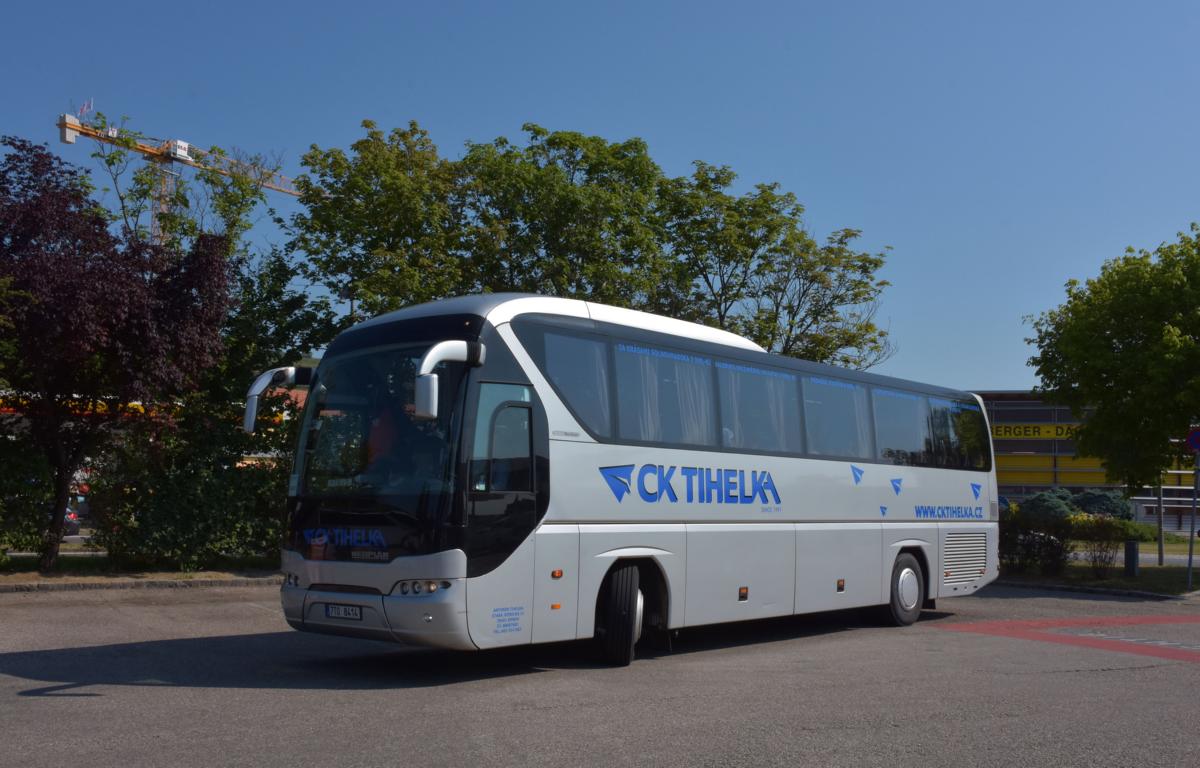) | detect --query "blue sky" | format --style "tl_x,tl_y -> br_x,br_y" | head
4,1 -> 1198,390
